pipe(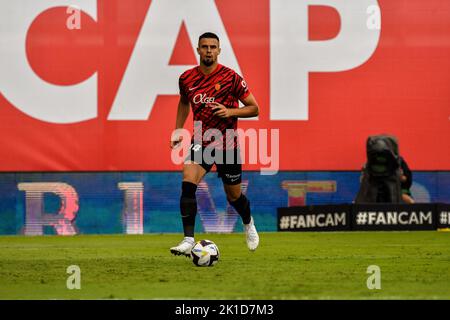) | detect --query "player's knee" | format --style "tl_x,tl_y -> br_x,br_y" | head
226,194 -> 239,203
224,183 -> 241,202
183,163 -> 207,185
225,189 -> 240,202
